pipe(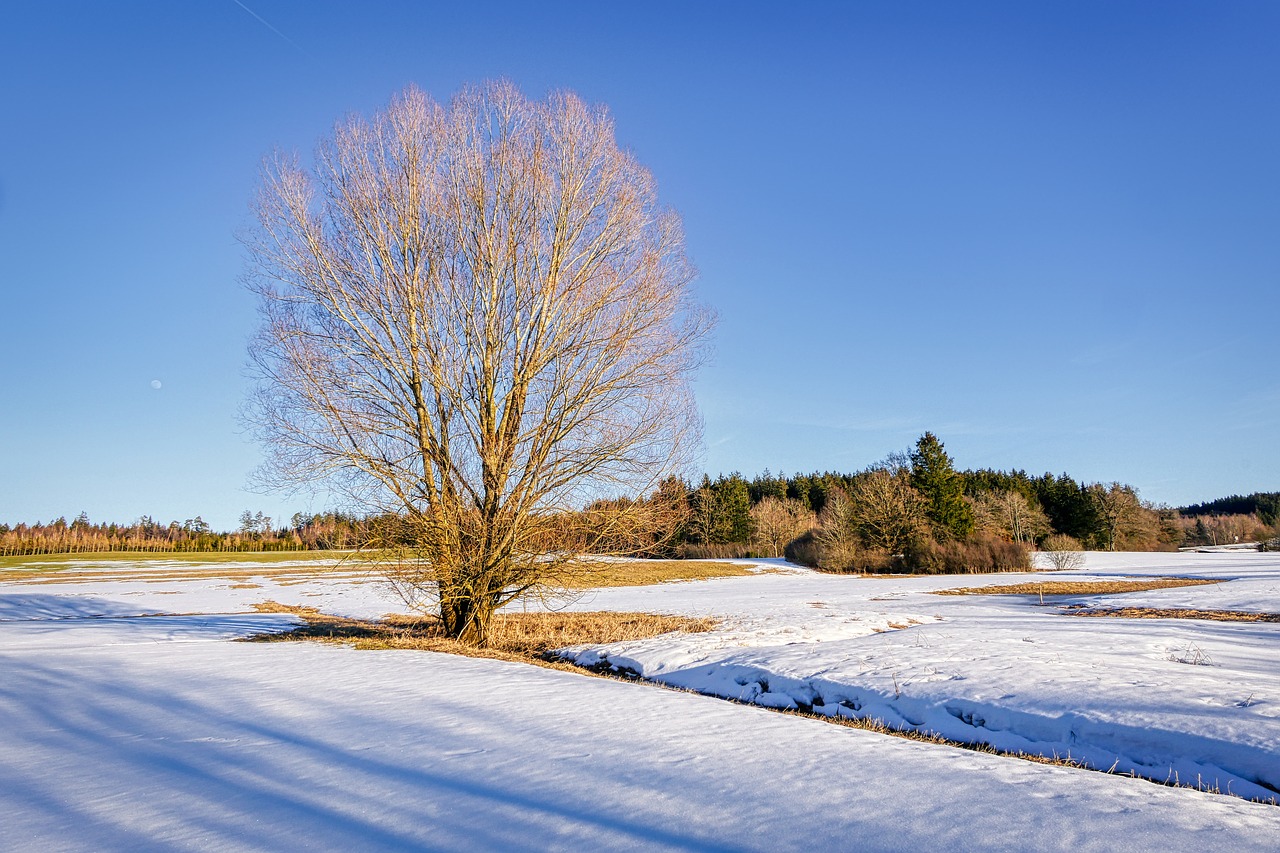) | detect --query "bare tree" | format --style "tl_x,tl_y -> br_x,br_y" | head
813,488 -> 860,570
688,479 -> 727,545
973,490 -> 1050,544
1088,482 -> 1148,551
243,82 -> 713,644
749,497 -> 812,558
849,468 -> 926,554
